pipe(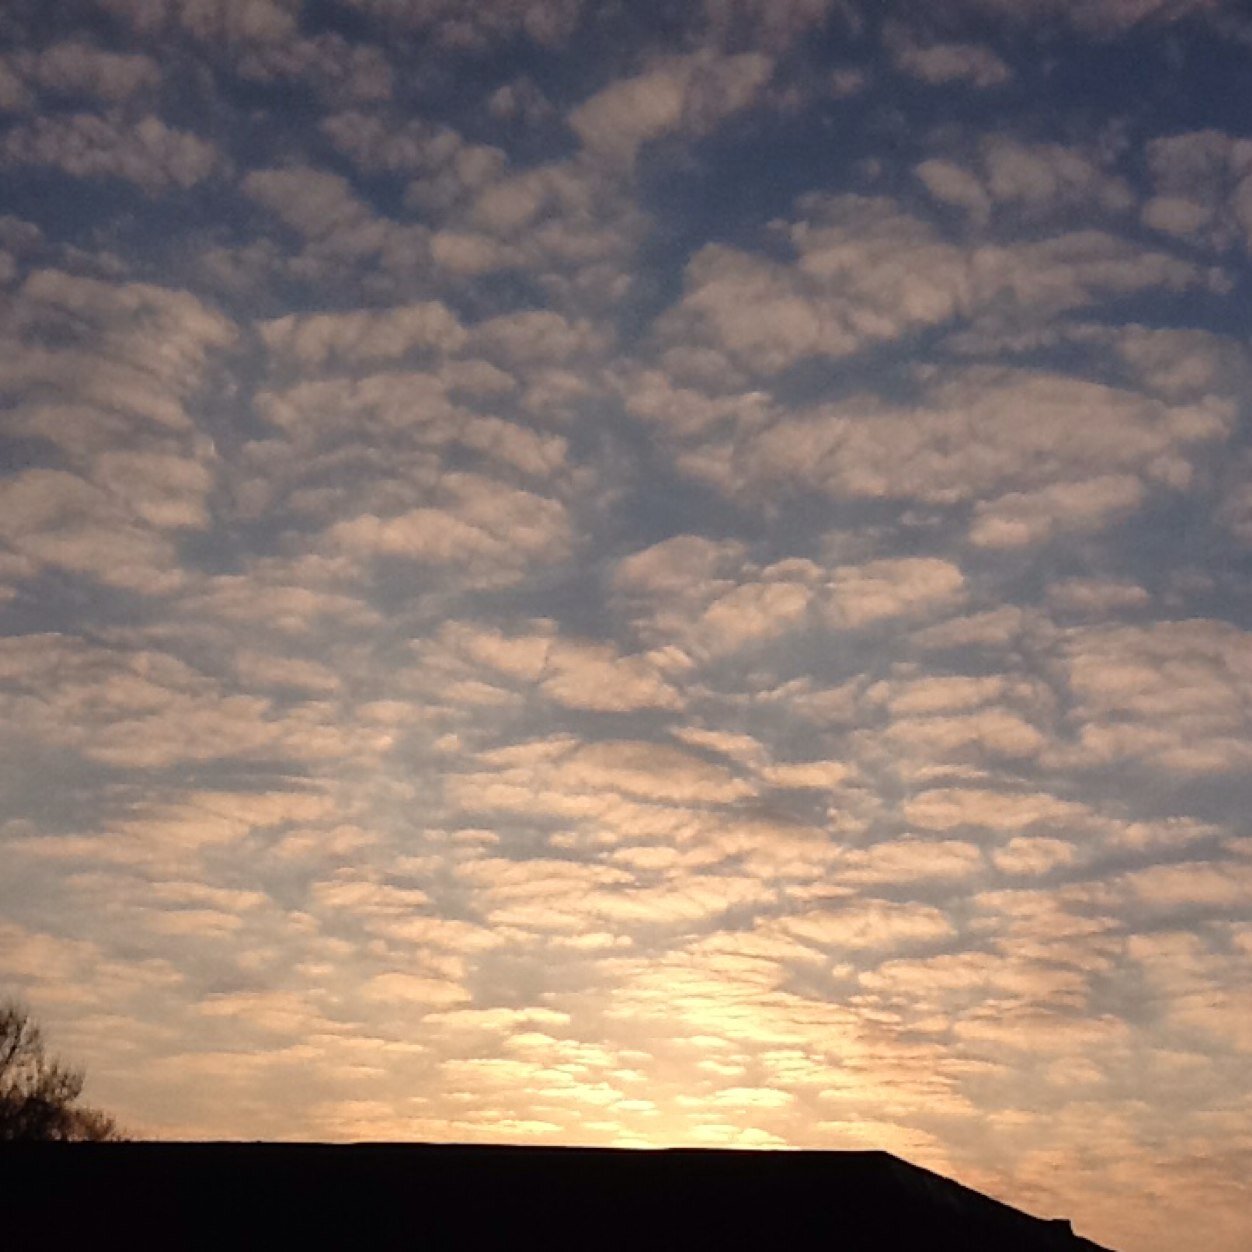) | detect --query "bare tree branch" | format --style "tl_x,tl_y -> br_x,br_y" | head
0,999 -> 121,1142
